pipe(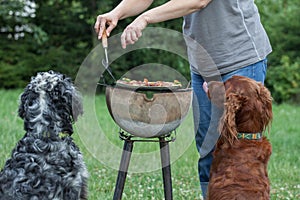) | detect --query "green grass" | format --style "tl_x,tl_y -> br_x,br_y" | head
0,89 -> 299,200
